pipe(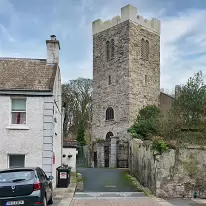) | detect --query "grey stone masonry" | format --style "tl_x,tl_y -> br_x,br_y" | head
92,4 -> 160,168
92,7 -> 160,142
97,142 -> 105,167
109,136 -> 118,168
